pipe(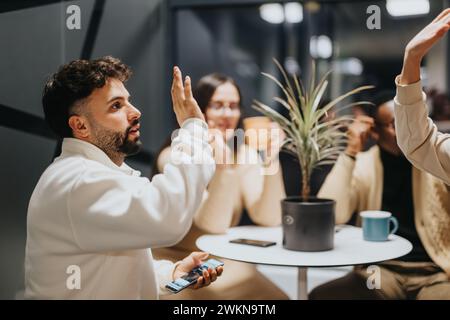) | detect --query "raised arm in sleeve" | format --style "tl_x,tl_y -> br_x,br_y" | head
67,118 -> 215,252
192,168 -> 239,234
317,154 -> 361,224
157,146 -> 239,234
240,161 -> 285,227
394,77 -> 450,185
